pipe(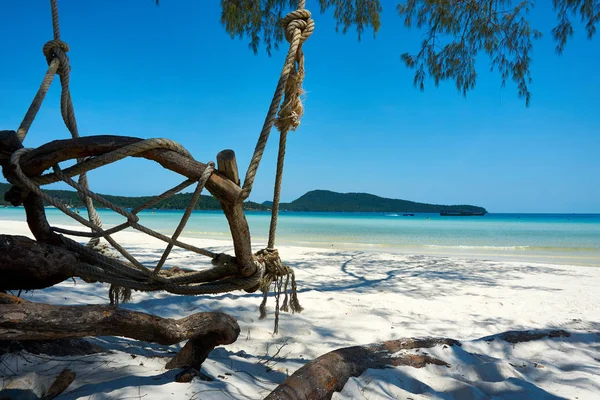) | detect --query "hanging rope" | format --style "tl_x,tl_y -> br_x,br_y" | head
16,0 -> 103,247
240,3 -> 313,201
267,7 -> 310,250
238,0 -> 313,333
